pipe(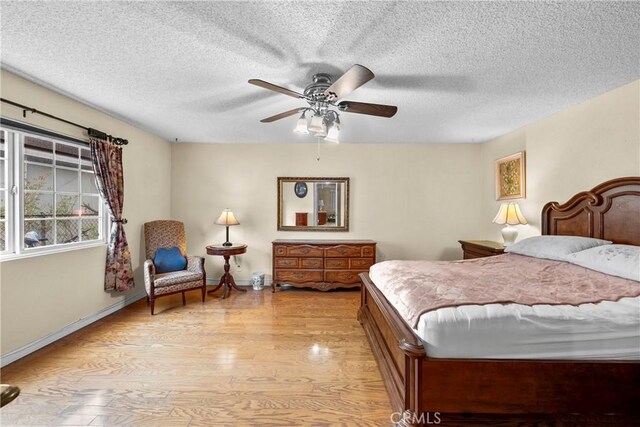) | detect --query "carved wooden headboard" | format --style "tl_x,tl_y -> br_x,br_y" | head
542,177 -> 640,246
